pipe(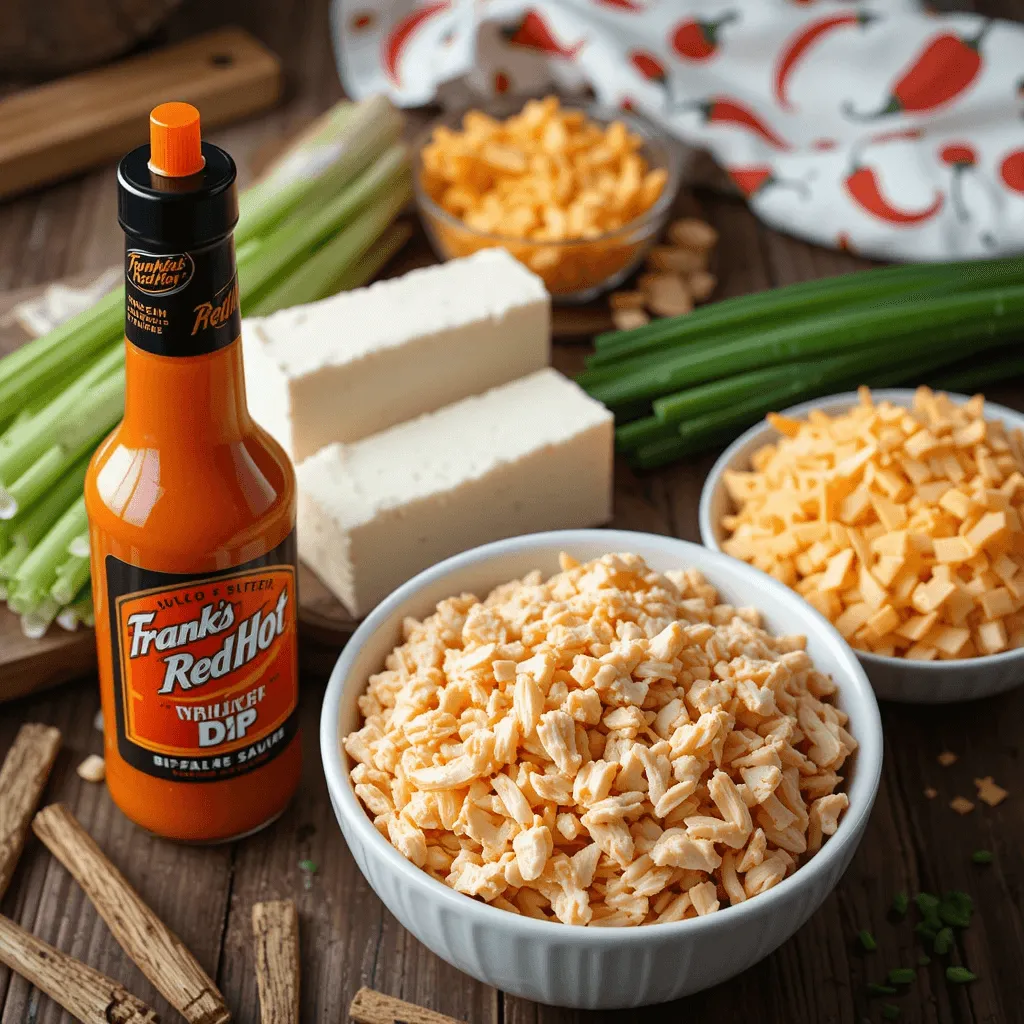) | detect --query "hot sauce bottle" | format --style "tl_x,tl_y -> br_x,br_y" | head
85,103 -> 301,842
